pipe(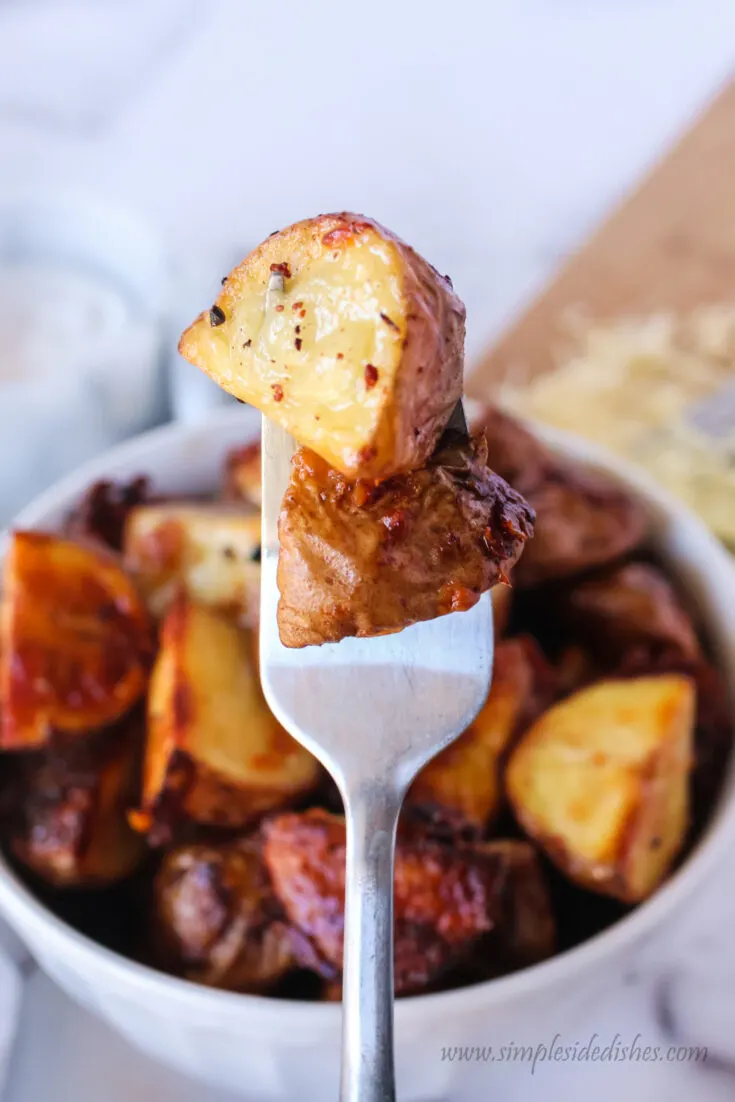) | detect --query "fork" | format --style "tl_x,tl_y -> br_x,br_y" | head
259,415 -> 494,1102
